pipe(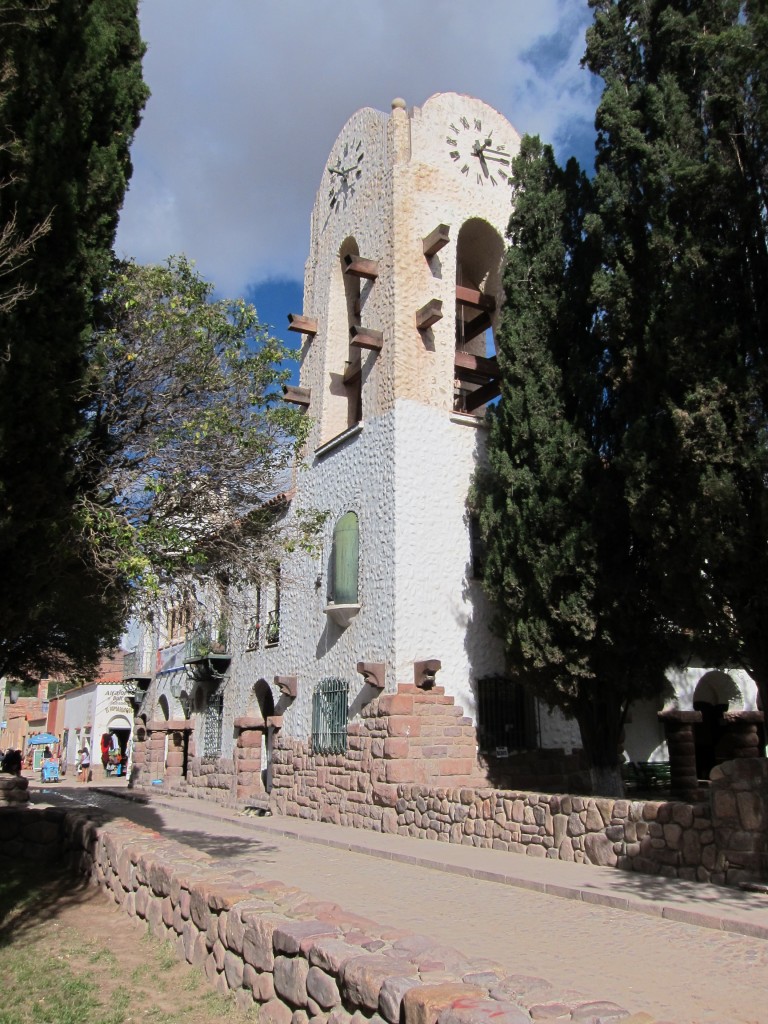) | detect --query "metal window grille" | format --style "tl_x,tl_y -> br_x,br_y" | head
246,588 -> 262,650
476,676 -> 536,753
311,677 -> 349,755
203,692 -> 224,758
